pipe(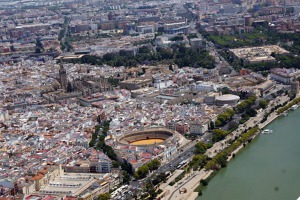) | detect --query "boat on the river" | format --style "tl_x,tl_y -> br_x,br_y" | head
261,129 -> 273,134
291,104 -> 299,111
